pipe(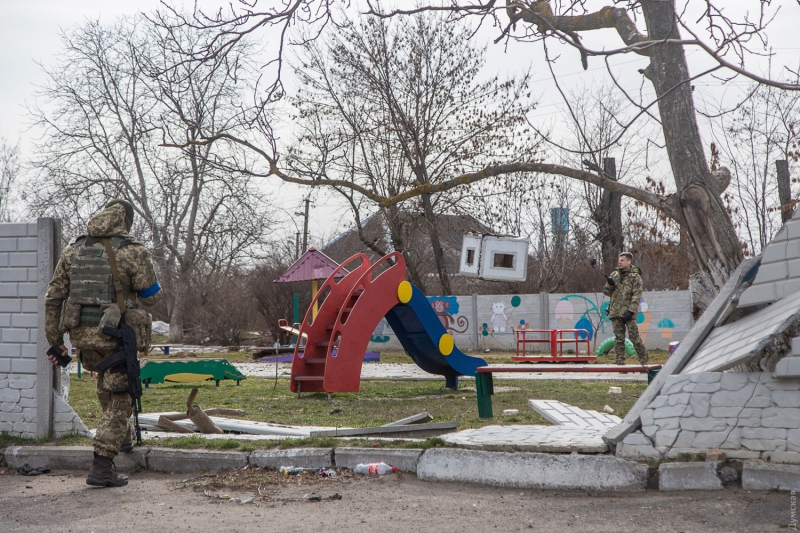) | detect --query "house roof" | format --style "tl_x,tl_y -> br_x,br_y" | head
274,247 -> 345,283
